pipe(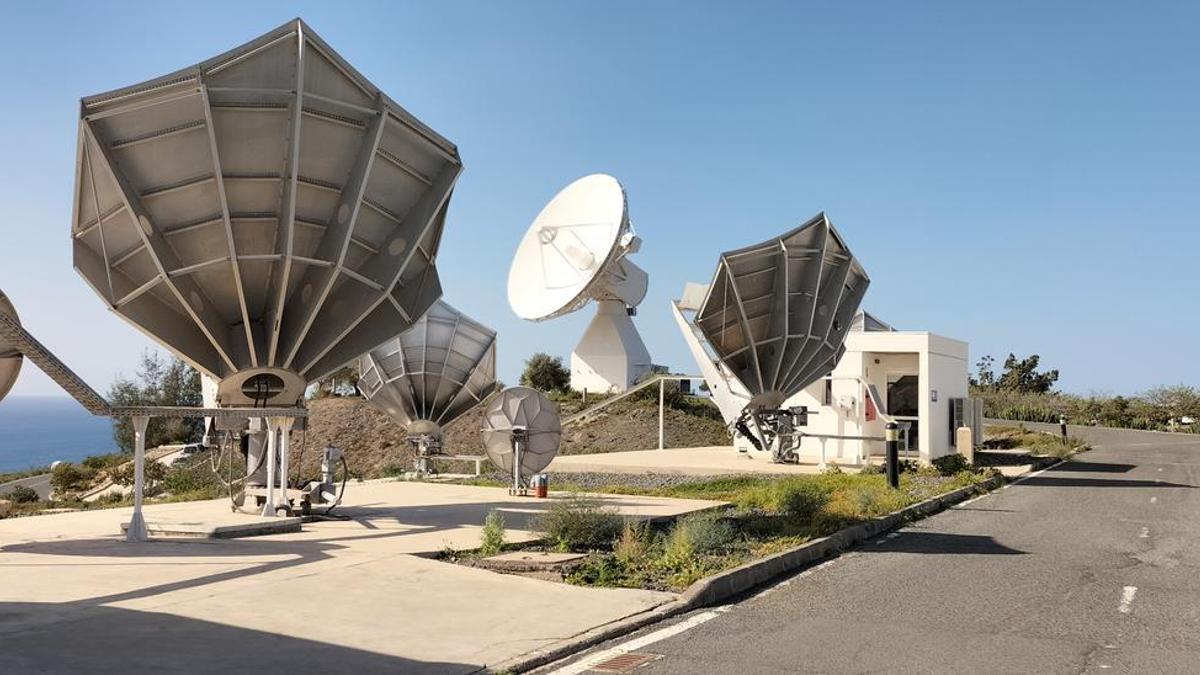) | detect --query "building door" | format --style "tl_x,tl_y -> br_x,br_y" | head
887,374 -> 919,455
